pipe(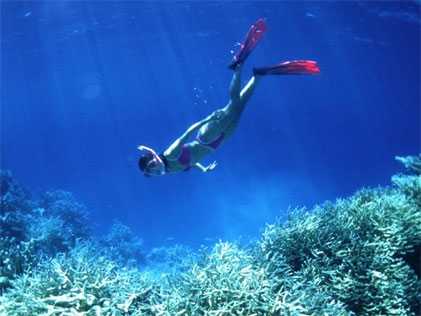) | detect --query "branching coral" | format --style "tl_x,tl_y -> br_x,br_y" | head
0,171 -> 93,294
27,215 -> 71,256
258,154 -> 421,315
0,237 -> 37,295
100,221 -> 145,266
166,242 -> 273,315
39,190 -> 90,241
0,170 -> 31,240
396,155 -> 421,175
145,244 -> 197,280
0,170 -> 31,215
0,242 -> 162,315
1,155 -> 420,315
0,171 -> 38,293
